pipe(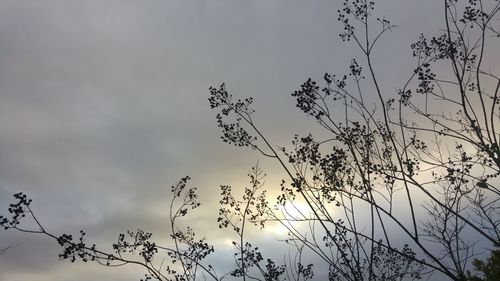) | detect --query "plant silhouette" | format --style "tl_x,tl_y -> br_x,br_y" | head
2,0 -> 500,280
